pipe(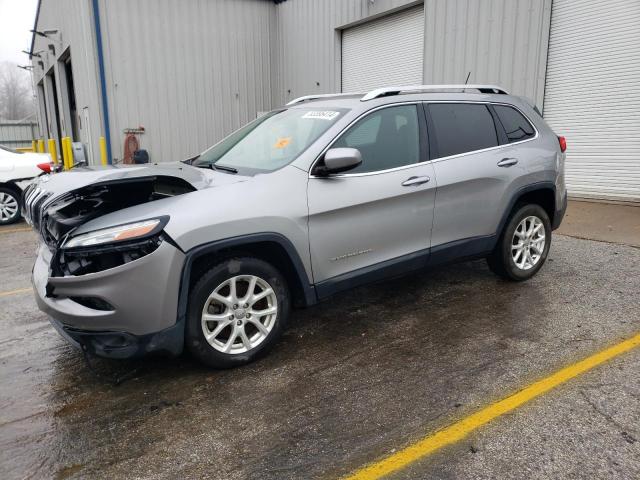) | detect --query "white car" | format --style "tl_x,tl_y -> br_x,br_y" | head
0,145 -> 51,225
